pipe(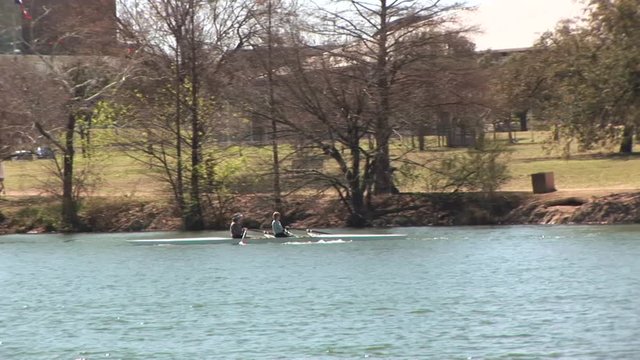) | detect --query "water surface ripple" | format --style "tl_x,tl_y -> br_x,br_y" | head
1,226 -> 639,359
